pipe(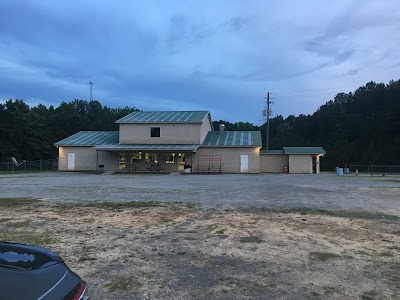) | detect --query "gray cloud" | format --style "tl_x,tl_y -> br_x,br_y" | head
0,0 -> 399,123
